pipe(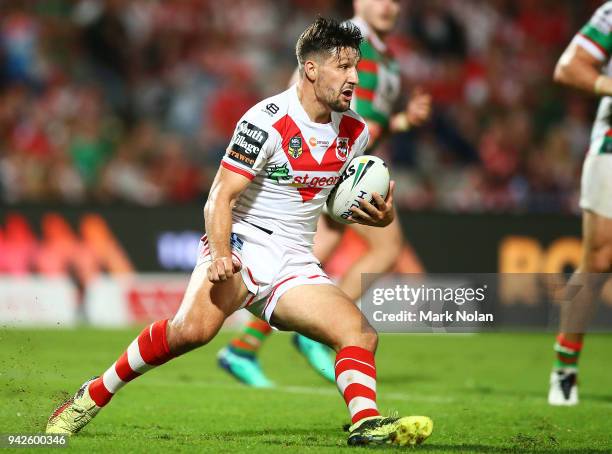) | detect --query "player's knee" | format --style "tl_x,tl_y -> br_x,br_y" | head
336,323 -> 378,353
360,326 -> 378,352
169,319 -> 215,352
